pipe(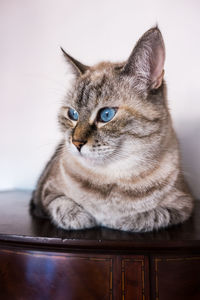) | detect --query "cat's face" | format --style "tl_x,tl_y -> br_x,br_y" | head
59,27 -> 169,168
